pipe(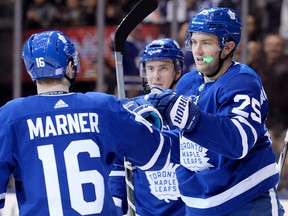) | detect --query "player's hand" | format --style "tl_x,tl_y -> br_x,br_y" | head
146,87 -> 201,131
121,98 -> 163,131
